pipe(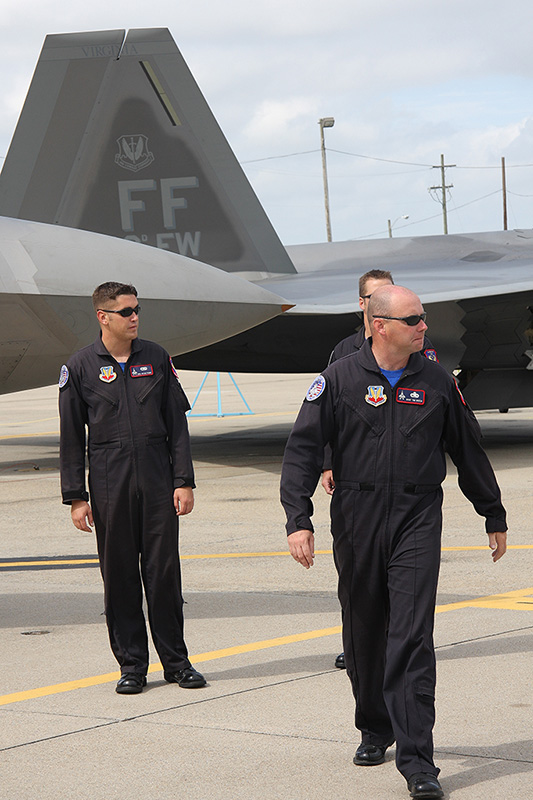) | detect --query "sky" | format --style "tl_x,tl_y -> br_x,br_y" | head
2,0 -> 533,246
